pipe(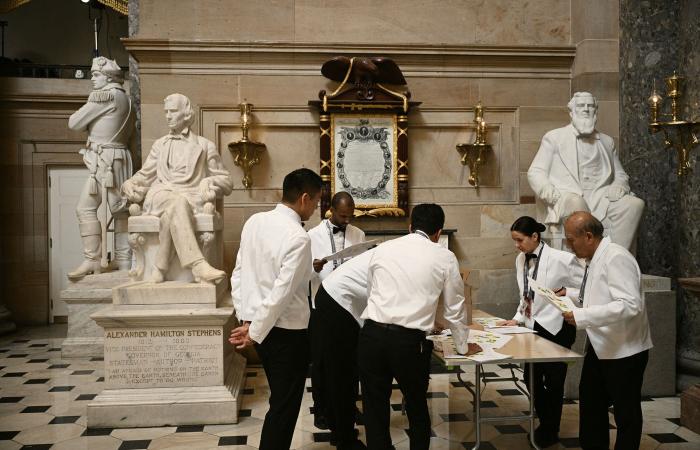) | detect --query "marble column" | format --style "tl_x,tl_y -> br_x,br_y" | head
620,0 -> 700,388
